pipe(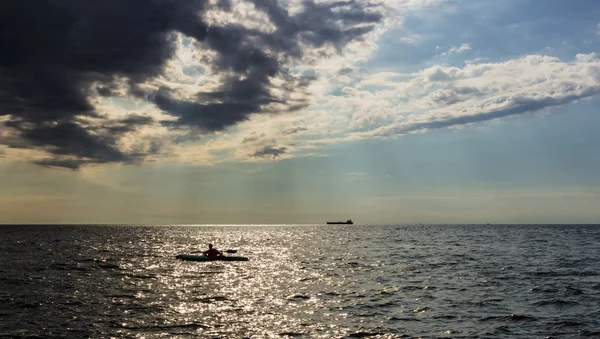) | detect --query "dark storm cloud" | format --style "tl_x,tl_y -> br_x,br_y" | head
253,145 -> 287,158
118,114 -> 154,126
154,89 -> 258,131
154,0 -> 383,130
0,0 -> 208,167
10,121 -> 128,162
33,158 -> 90,170
0,0 -> 382,168
102,114 -> 155,133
